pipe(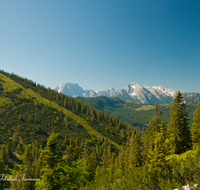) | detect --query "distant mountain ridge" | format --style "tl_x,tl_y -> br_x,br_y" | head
54,82 -> 200,104
54,83 -> 116,98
